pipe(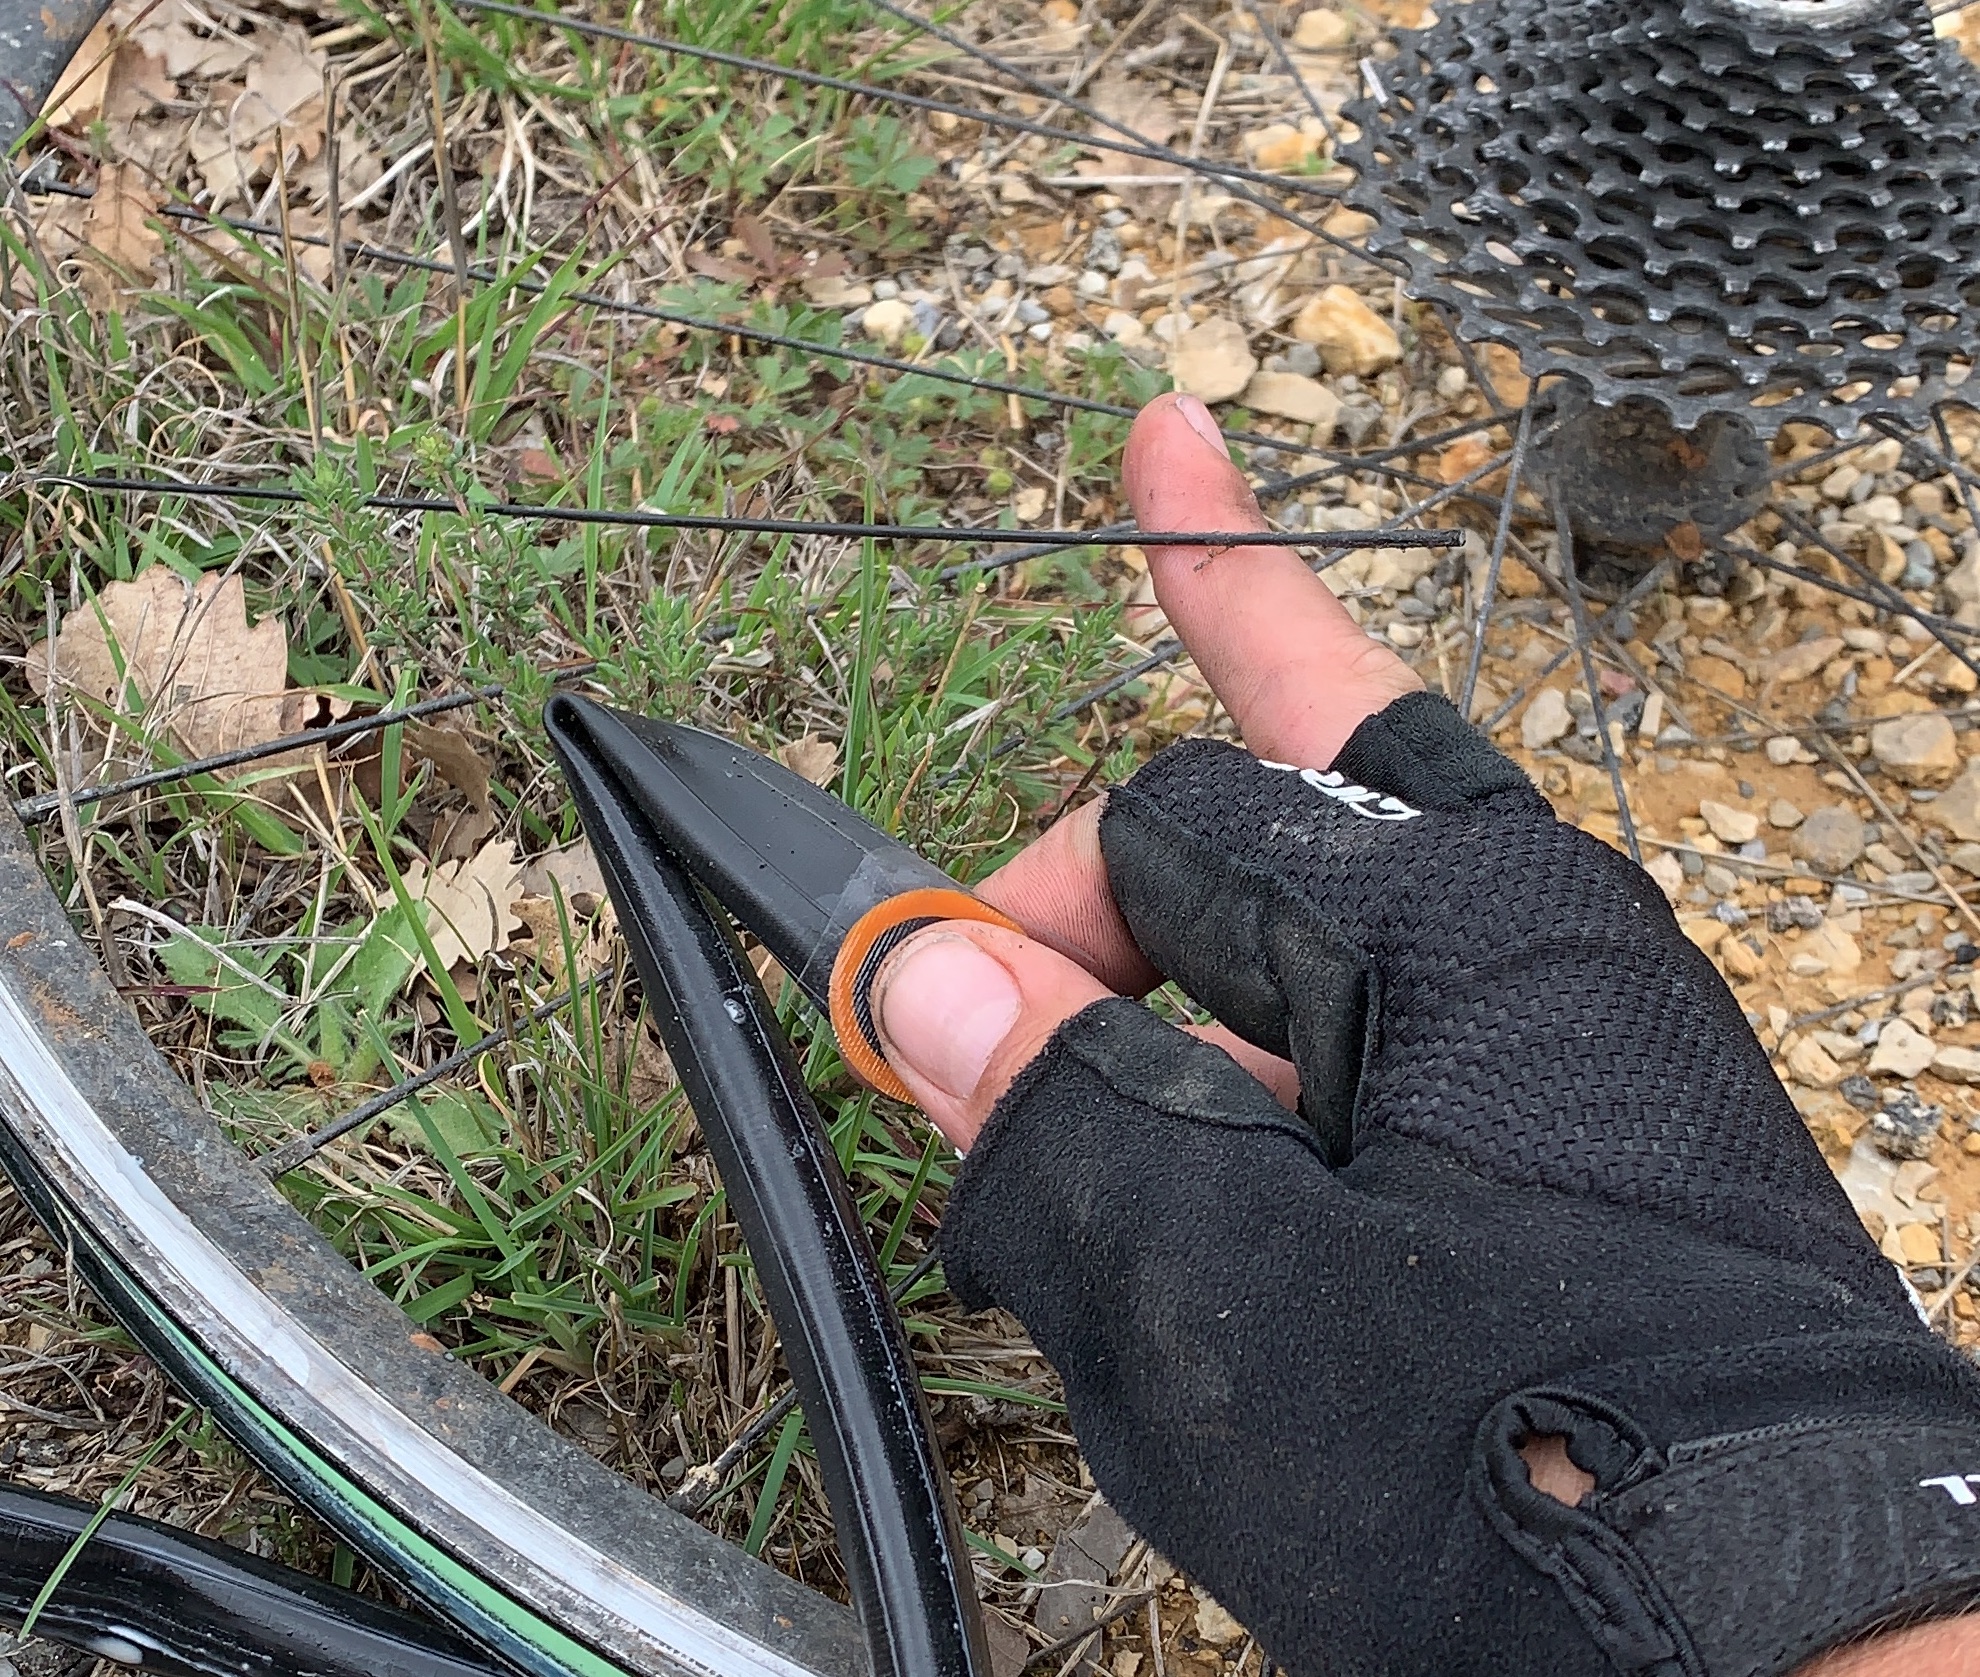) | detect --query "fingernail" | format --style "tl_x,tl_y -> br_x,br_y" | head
1173,393 -> 1228,455
874,934 -> 1022,1101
